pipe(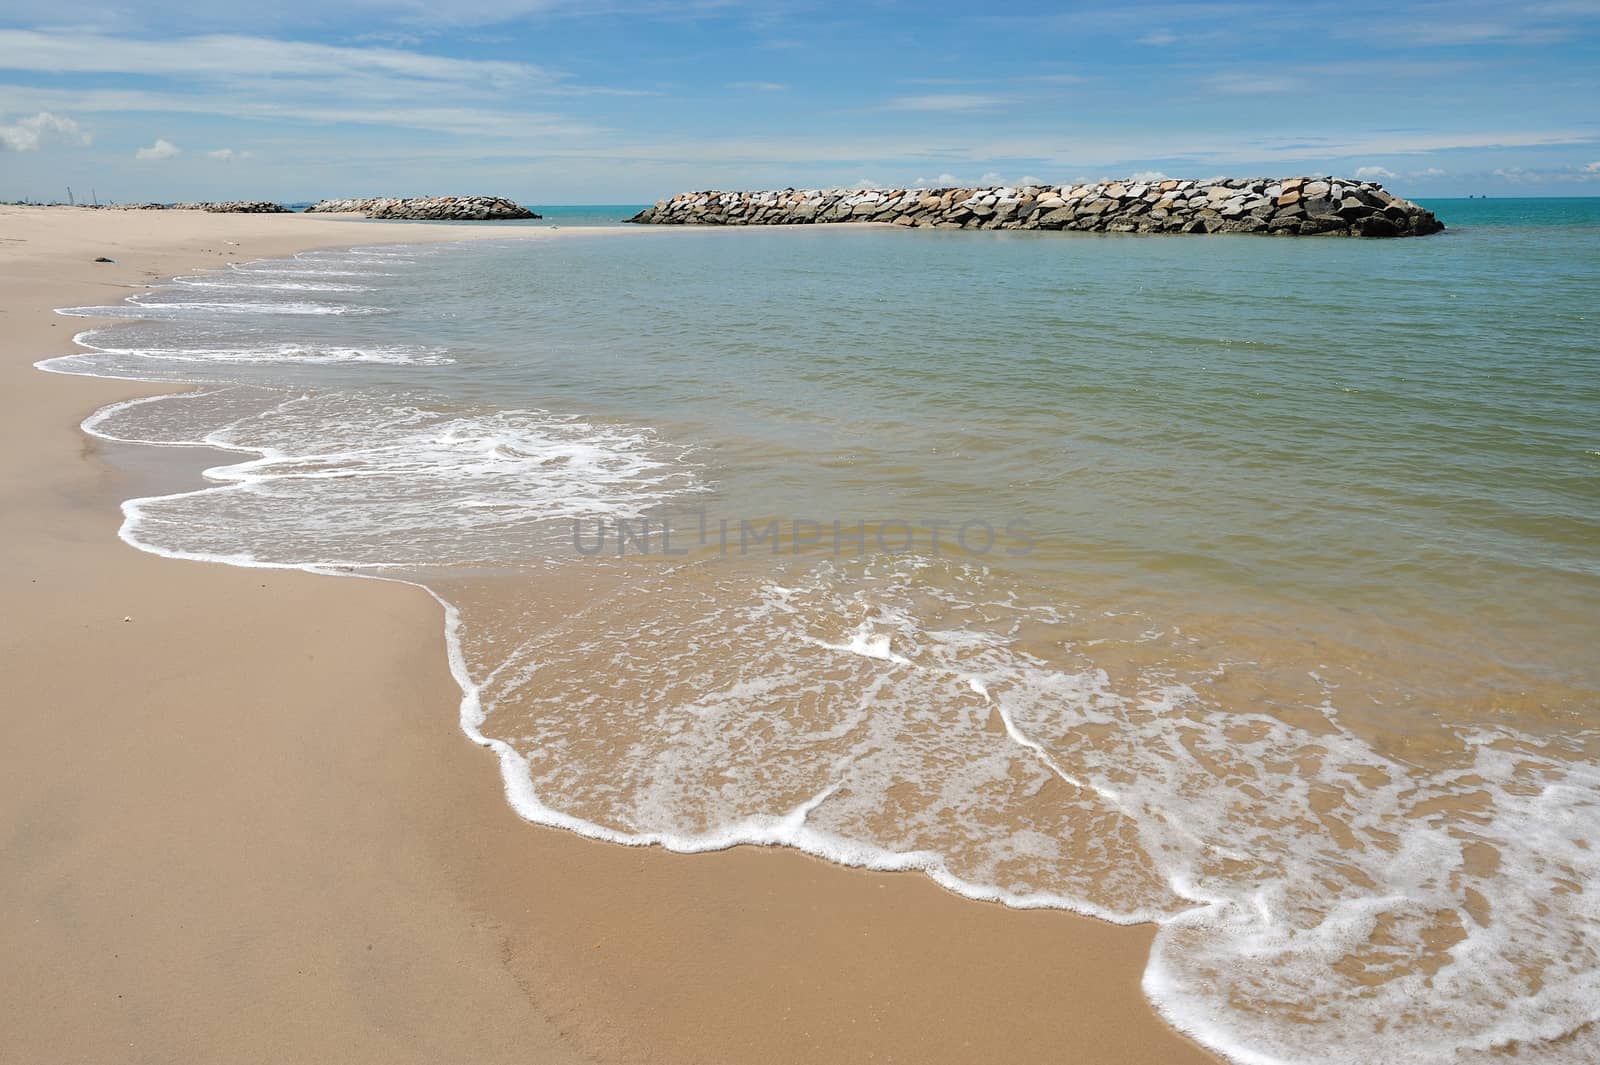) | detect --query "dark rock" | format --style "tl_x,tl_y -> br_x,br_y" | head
1337,197 -> 1370,220
1358,215 -> 1401,238
1299,217 -> 1345,235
